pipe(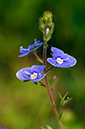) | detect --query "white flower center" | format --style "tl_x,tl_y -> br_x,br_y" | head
56,58 -> 63,64
30,72 -> 38,79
